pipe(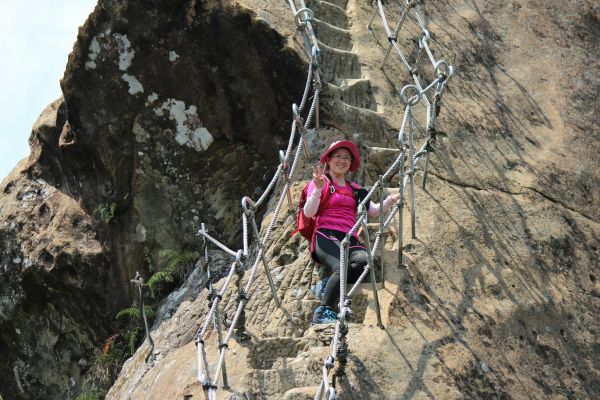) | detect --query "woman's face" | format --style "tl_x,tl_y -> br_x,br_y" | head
327,147 -> 353,176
